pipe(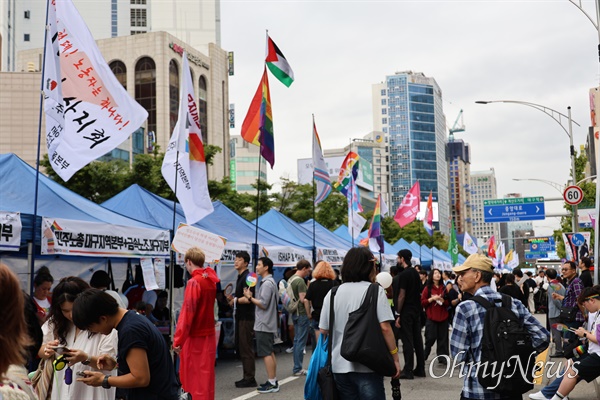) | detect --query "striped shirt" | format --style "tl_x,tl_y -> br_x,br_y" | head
450,285 -> 549,399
